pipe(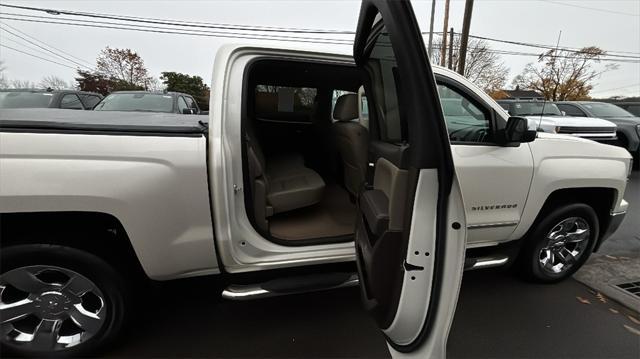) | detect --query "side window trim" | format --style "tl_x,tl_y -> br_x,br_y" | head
434,75 -> 501,146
